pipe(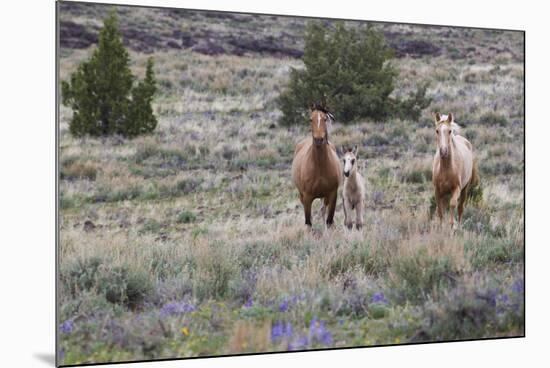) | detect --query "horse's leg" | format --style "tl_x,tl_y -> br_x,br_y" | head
302,194 -> 313,227
326,190 -> 338,228
300,192 -> 313,226
435,191 -> 445,223
320,197 -> 329,219
343,195 -> 353,229
355,199 -> 364,230
449,186 -> 461,228
458,186 -> 468,224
